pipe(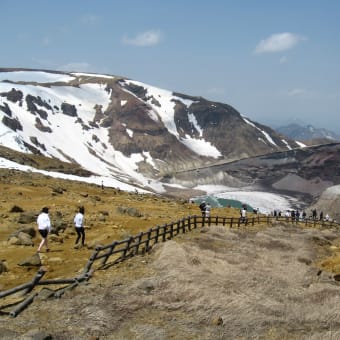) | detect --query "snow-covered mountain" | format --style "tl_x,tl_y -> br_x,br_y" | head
276,123 -> 340,143
0,68 -> 301,194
